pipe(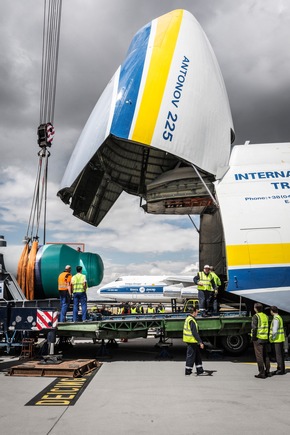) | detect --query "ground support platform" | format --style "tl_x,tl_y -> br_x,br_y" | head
57,312 -> 252,341
56,312 -> 256,356
8,358 -> 101,378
